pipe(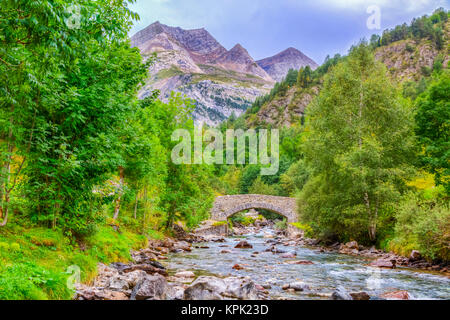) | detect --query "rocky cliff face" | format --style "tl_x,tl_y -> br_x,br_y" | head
257,47 -> 319,82
131,22 -> 317,126
245,22 -> 449,128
